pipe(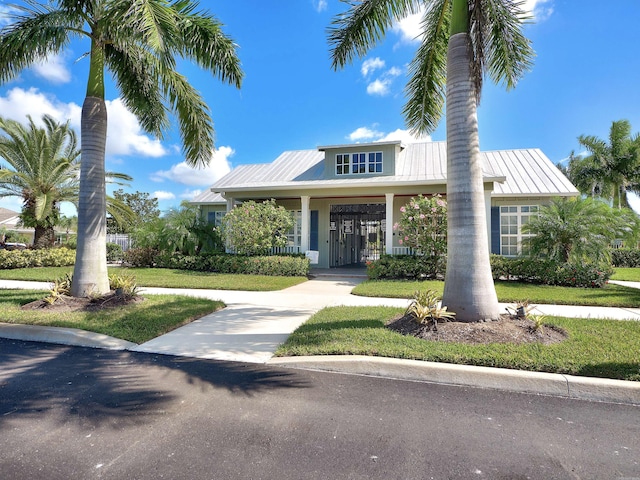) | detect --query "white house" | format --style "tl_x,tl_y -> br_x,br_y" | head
192,140 -> 578,268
